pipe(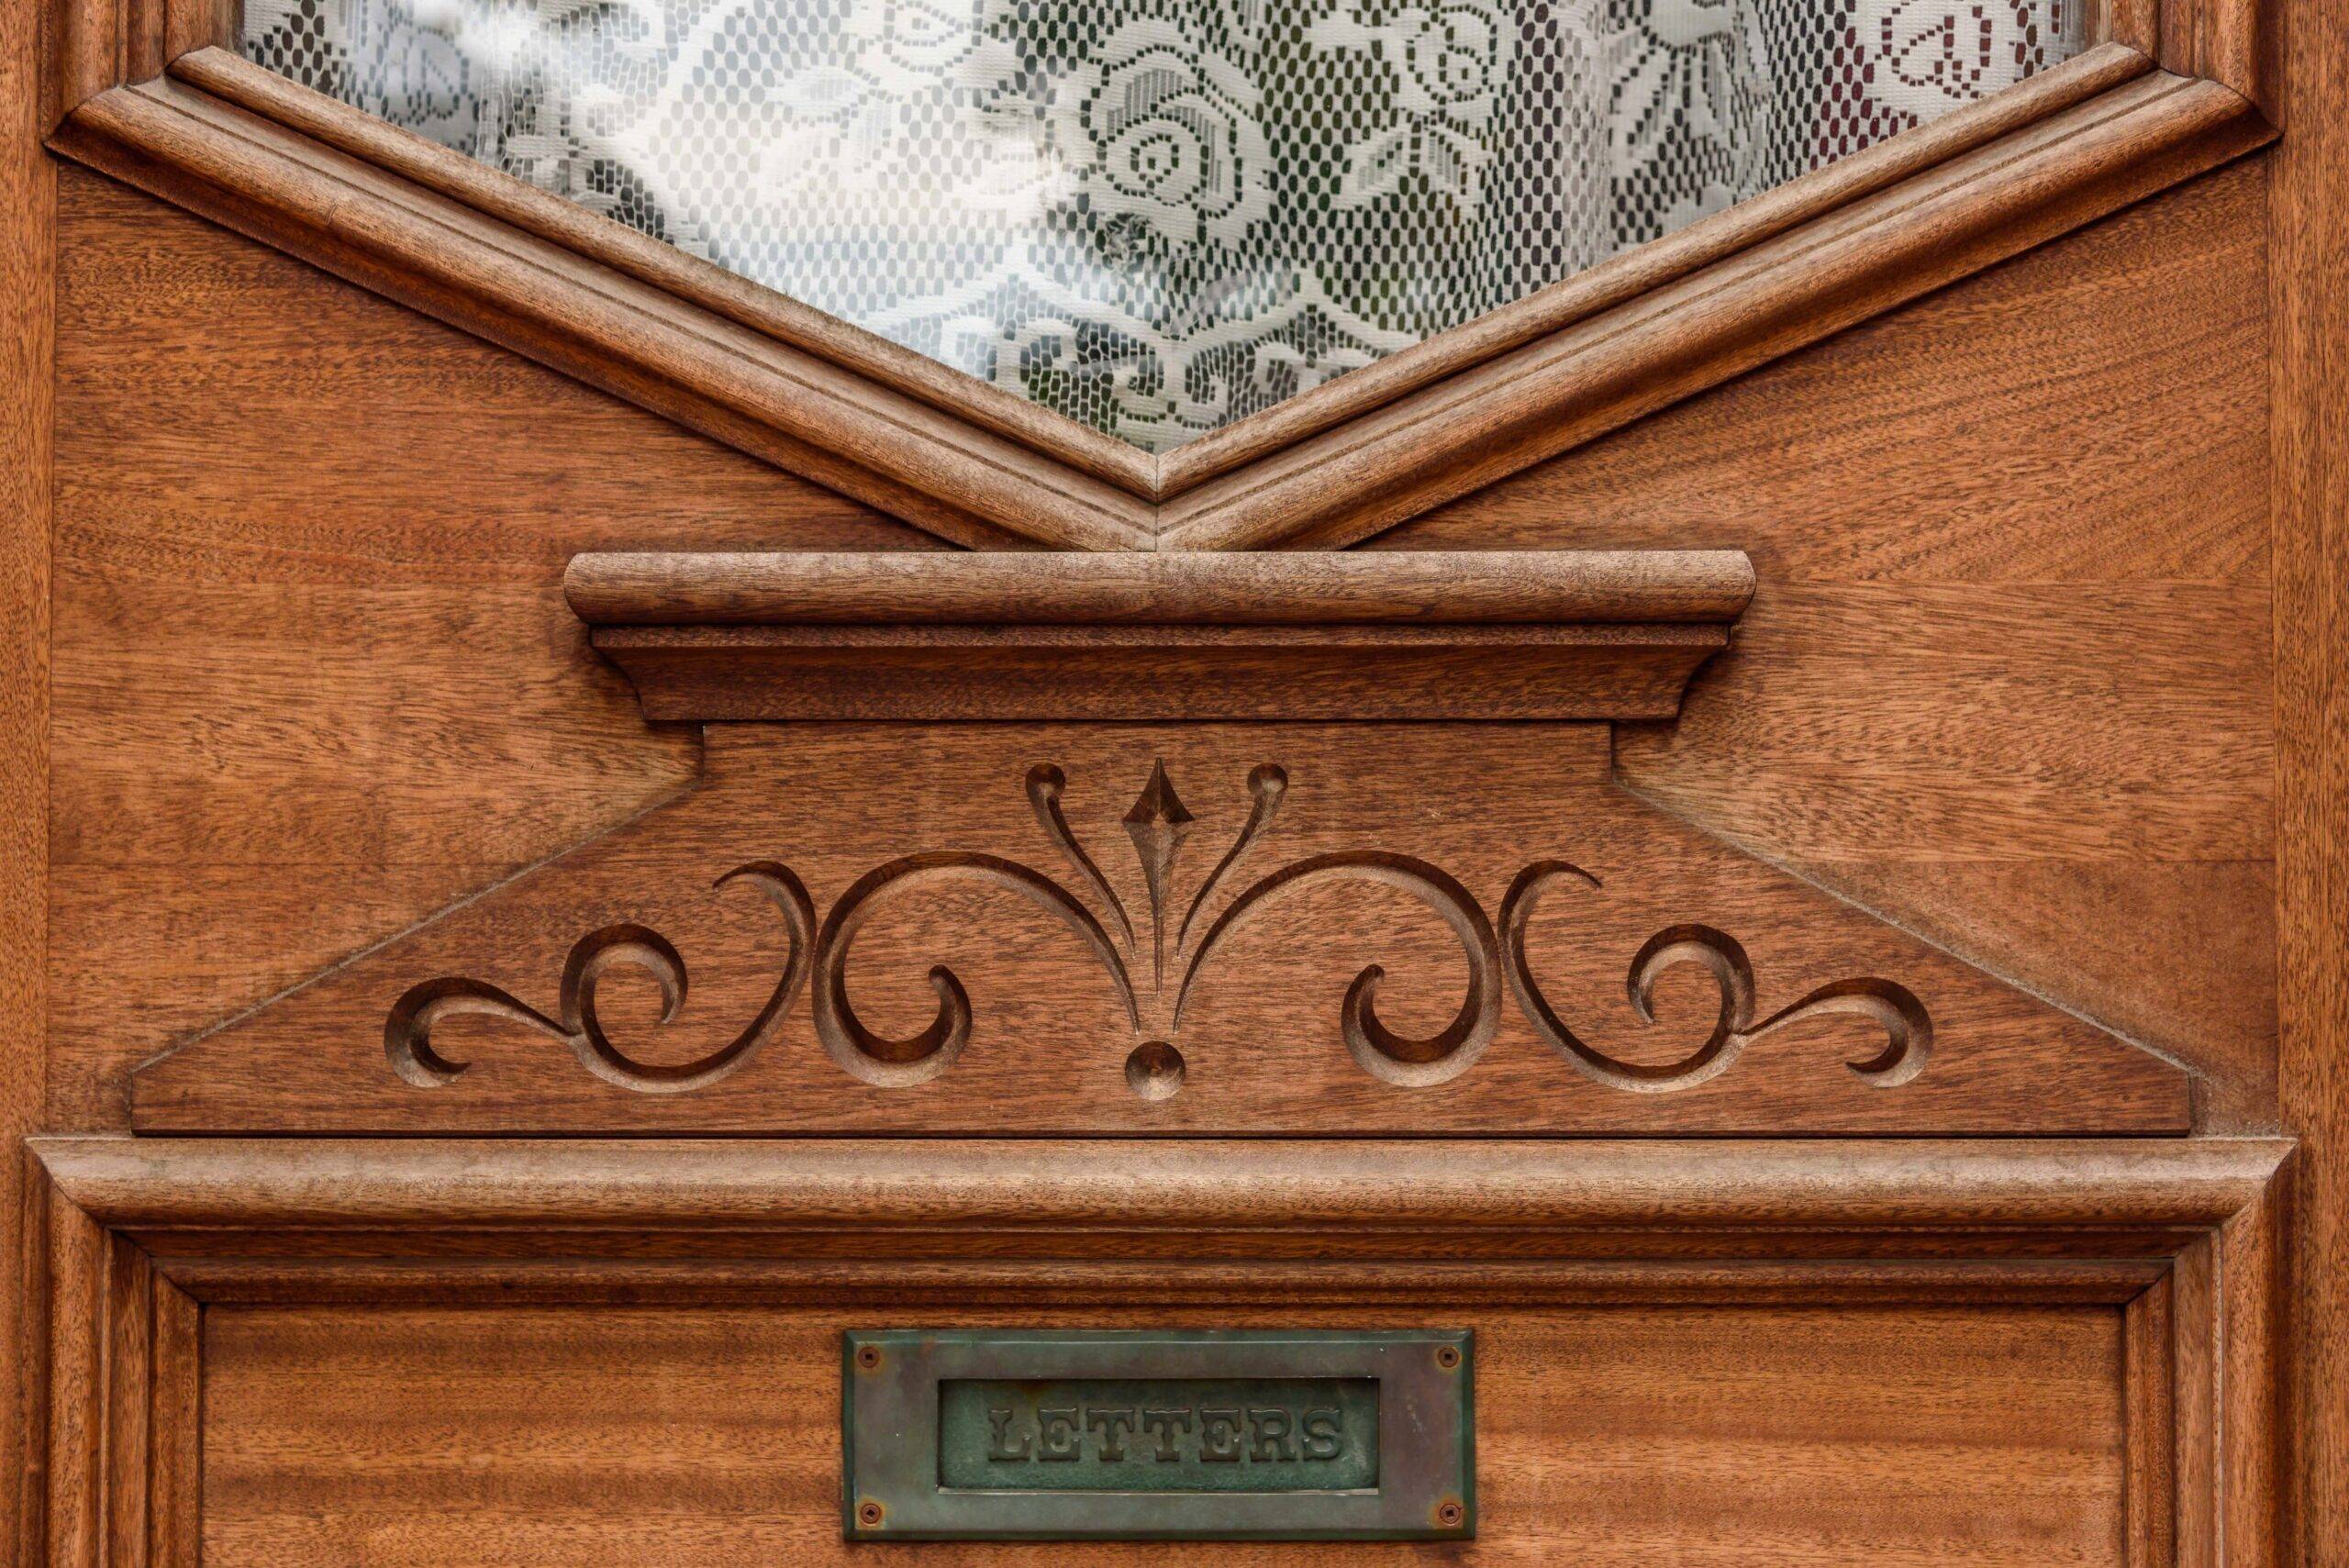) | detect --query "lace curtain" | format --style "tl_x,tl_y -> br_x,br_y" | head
244,0 -> 2086,450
